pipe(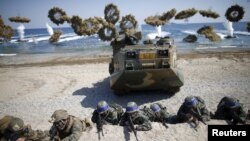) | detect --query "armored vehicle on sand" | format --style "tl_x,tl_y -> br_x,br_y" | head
109,35 -> 184,95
